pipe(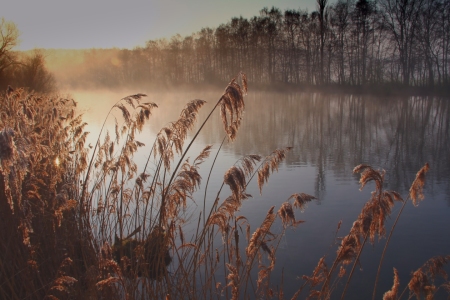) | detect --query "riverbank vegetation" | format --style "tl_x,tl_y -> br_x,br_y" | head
0,73 -> 449,299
